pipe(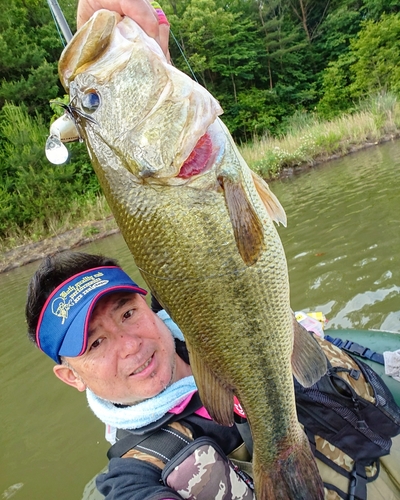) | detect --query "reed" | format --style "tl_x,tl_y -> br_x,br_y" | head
240,93 -> 400,178
0,194 -> 112,254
